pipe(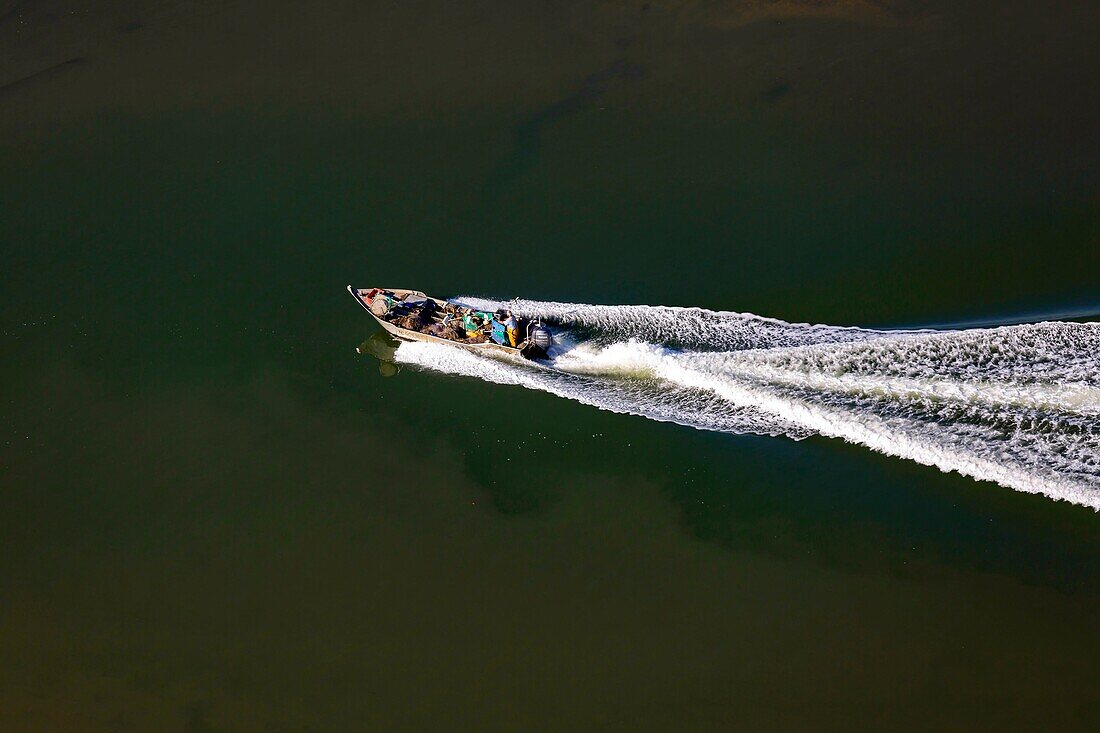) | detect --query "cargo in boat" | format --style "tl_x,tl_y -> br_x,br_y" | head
347,286 -> 553,359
